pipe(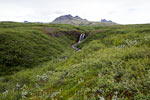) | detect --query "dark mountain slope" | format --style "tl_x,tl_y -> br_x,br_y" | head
52,14 -> 116,26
